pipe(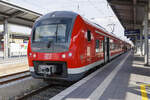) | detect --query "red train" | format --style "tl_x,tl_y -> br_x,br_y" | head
27,11 -> 130,81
